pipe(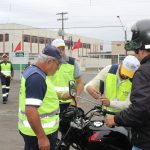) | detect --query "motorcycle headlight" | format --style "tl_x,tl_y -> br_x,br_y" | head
93,121 -> 104,127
